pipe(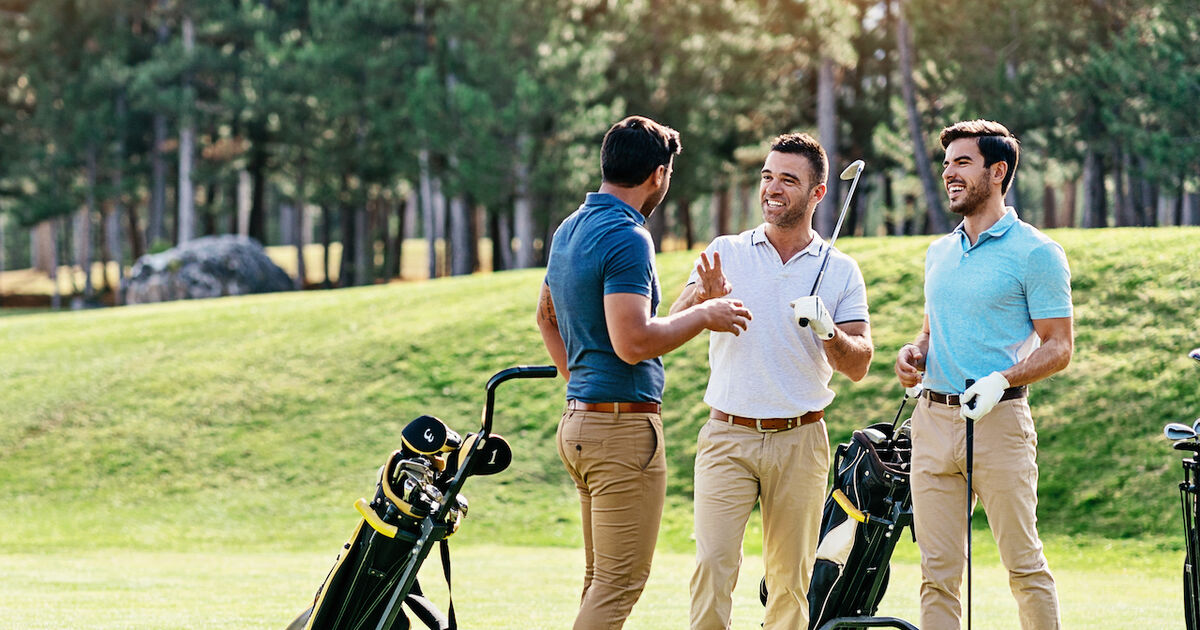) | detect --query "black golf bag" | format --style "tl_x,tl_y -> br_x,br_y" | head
760,417 -> 918,630
288,366 -> 556,630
